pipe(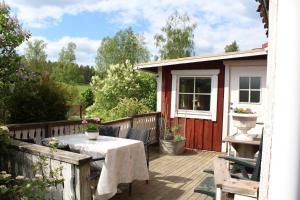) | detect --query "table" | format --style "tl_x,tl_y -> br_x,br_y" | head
223,135 -> 261,158
44,134 -> 149,199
